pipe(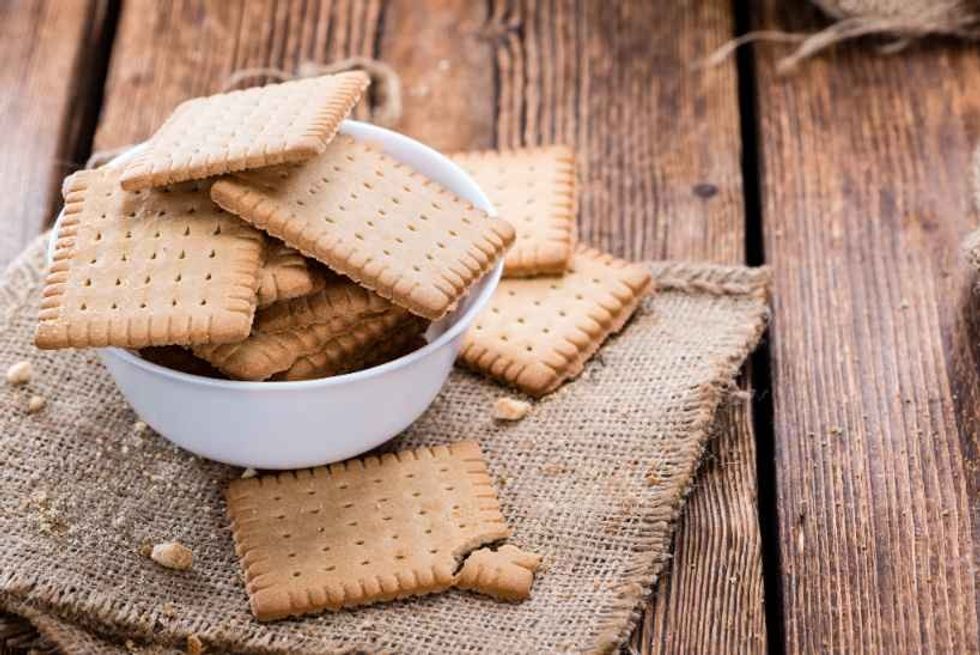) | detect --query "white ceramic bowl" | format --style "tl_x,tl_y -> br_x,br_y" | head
48,121 -> 500,469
